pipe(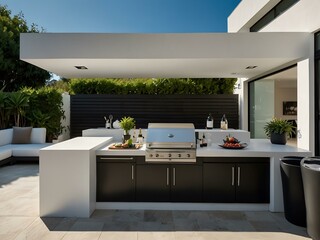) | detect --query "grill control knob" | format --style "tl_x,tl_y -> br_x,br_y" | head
156,154 -> 159,157
178,154 -> 181,157
150,154 -> 153,158
187,154 -> 191,158
168,154 -> 172,158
